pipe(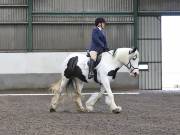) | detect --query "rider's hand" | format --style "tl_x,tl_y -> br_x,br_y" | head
104,48 -> 110,52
